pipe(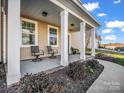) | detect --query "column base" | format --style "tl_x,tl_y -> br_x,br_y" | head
80,57 -> 86,62
60,60 -> 68,66
80,56 -> 86,61
7,73 -> 21,86
91,54 -> 95,57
